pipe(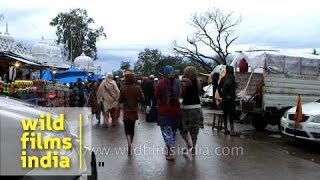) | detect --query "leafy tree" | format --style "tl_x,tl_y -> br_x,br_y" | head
154,55 -> 183,74
134,48 -> 162,76
49,8 -> 106,62
112,70 -> 123,78
133,48 -> 208,76
173,8 -> 241,68
120,61 -> 131,71
112,61 -> 132,78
